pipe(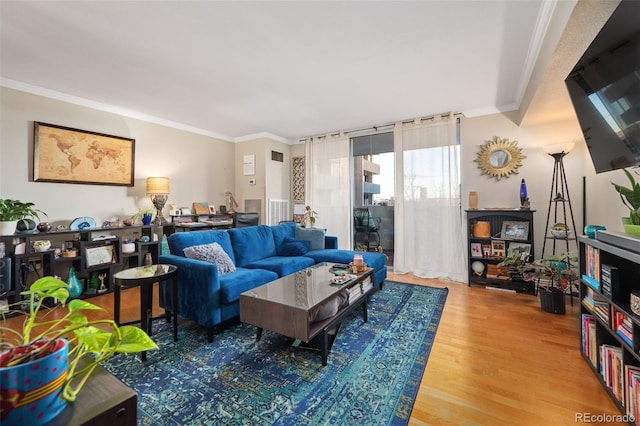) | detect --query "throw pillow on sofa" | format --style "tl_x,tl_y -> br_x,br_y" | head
278,237 -> 310,256
295,227 -> 326,251
183,242 -> 236,275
